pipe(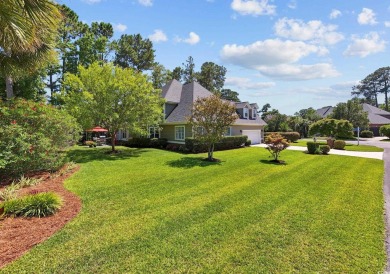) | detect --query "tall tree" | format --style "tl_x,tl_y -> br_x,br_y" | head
189,94 -> 238,161
182,56 -> 196,84
150,63 -> 171,89
171,66 -> 182,81
60,62 -> 164,152
292,107 -> 321,137
330,98 -> 369,129
0,0 -> 61,98
114,34 -> 155,72
220,89 -> 240,102
197,62 -> 227,94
